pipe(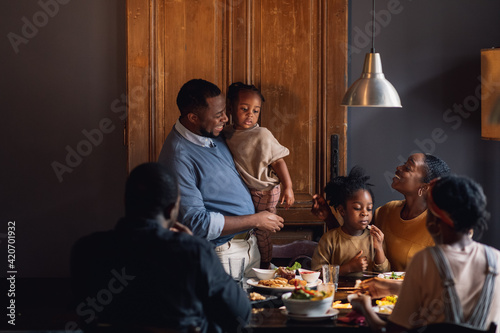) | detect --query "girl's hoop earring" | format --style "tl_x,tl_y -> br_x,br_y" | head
418,188 -> 423,197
